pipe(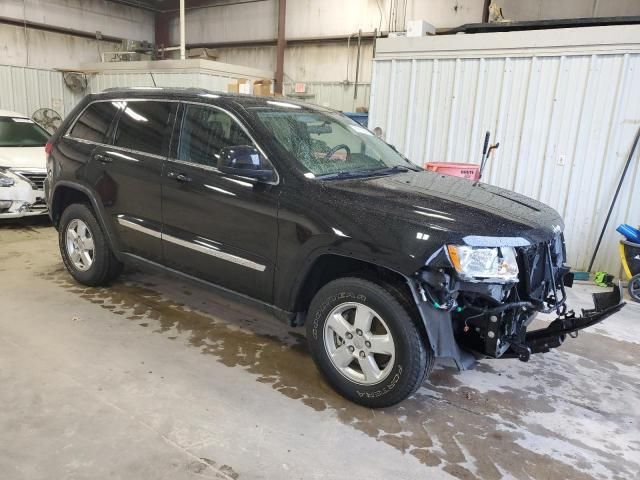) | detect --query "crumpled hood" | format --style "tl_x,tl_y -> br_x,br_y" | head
0,146 -> 46,170
321,170 -> 564,247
